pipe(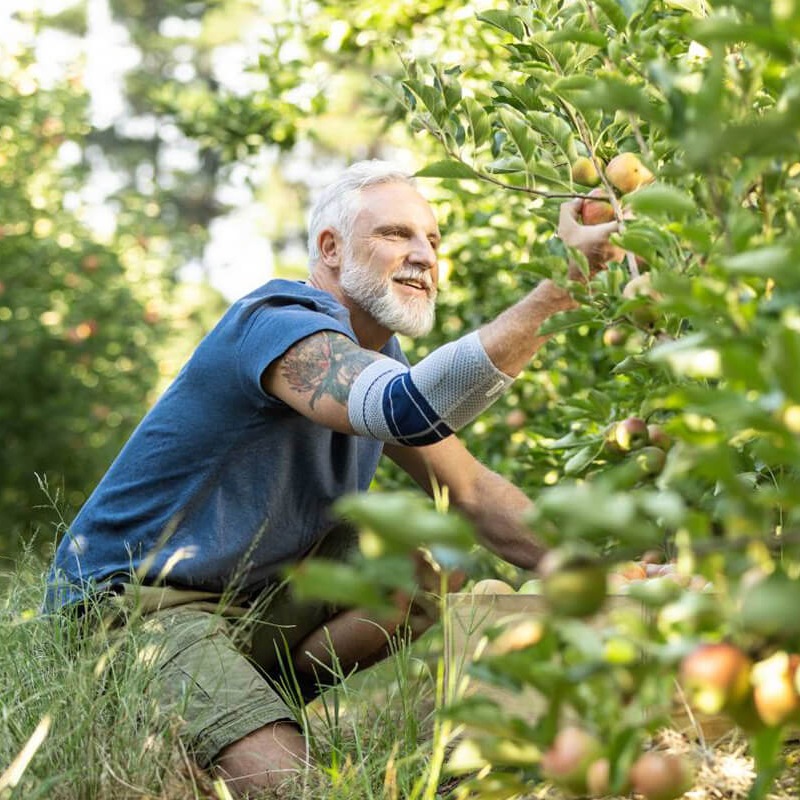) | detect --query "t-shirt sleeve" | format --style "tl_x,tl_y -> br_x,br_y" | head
236,302 -> 356,408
